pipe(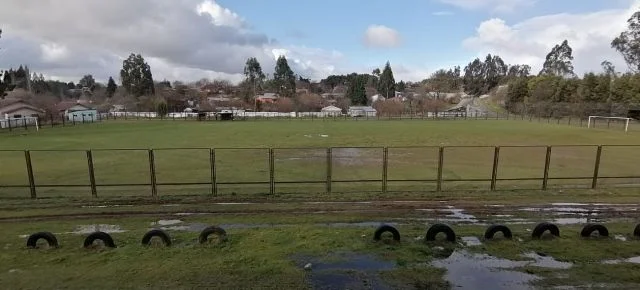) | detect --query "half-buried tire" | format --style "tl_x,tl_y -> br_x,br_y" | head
425,224 -> 456,242
634,224 -> 640,238
84,231 -> 117,248
141,229 -> 172,247
199,226 -> 227,244
531,222 -> 560,239
484,225 -> 513,240
26,232 -> 59,249
581,224 -> 609,238
373,224 -> 400,242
